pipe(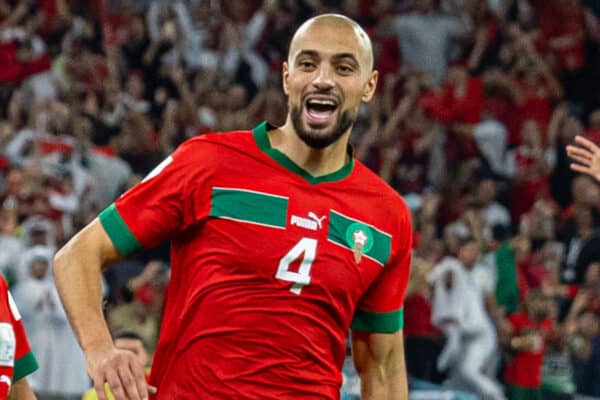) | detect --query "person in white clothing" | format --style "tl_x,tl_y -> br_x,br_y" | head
428,238 -> 506,400
11,250 -> 89,399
